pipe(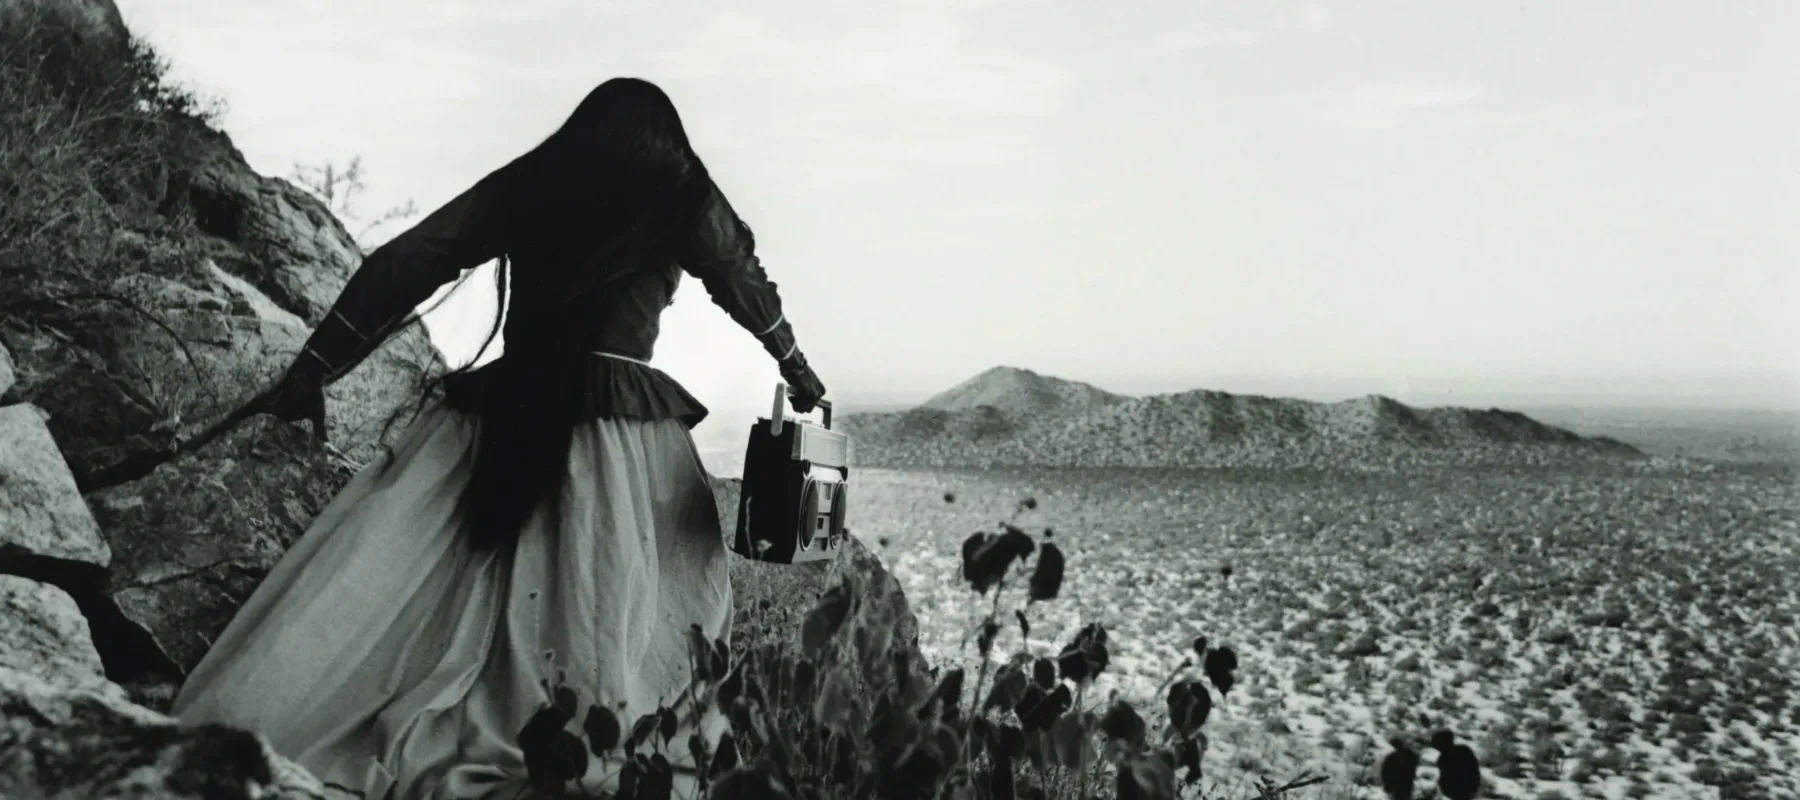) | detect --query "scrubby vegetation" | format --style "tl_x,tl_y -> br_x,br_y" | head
0,9 -> 222,316
859,461 -> 1800,799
